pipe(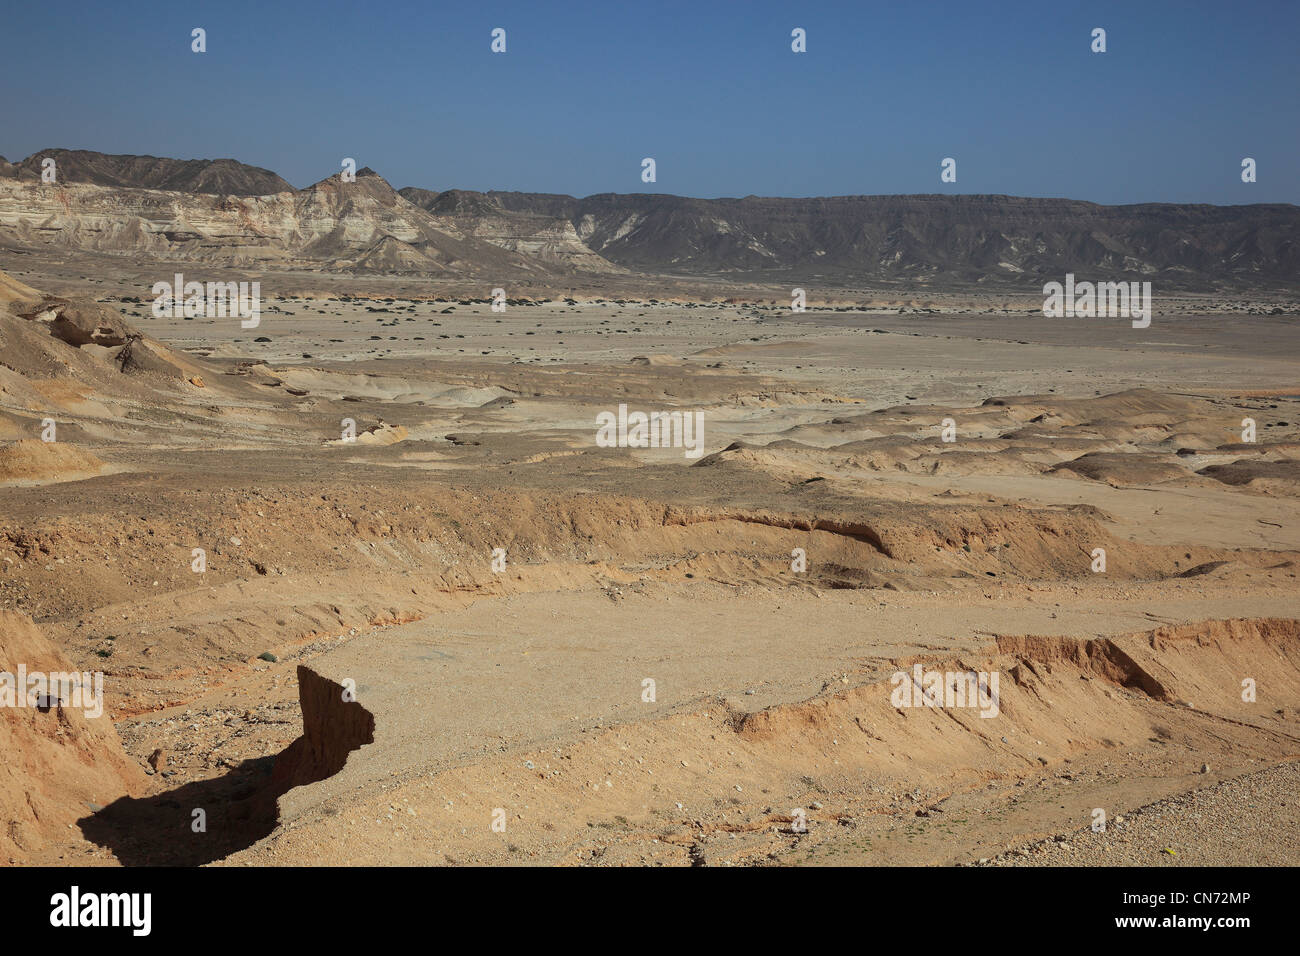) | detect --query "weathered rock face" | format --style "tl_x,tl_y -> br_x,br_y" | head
19,296 -> 135,347
400,186 -> 627,274
401,186 -> 1300,289
0,166 -> 623,277
1,273 -> 200,403
270,665 -> 374,798
0,610 -> 145,860
1,149 -> 1297,288
482,191 -> 1300,289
